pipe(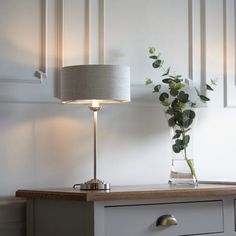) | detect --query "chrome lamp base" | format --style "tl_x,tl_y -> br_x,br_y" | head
74,179 -> 110,190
